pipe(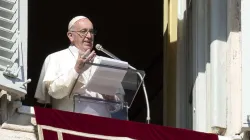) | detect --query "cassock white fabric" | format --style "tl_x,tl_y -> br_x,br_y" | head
35,45 -> 111,118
